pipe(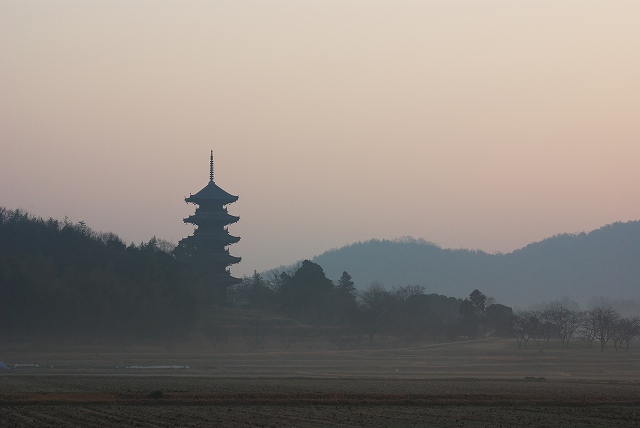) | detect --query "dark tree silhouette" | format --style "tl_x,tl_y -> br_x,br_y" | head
459,289 -> 491,339
336,271 -> 357,303
333,271 -> 358,325
277,260 -> 336,325
486,303 -> 513,337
